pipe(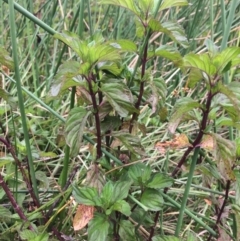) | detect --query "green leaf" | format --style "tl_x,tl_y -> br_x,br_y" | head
19,230 -> 37,240
110,39 -> 137,52
216,82 -> 240,120
159,0 -> 188,11
72,185 -> 101,206
101,116 -> 122,132
186,68 -> 203,88
50,61 -> 86,97
128,163 -> 151,185
161,21 -> 189,48
98,62 -> 122,76
140,188 -> 163,211
213,47 -> 240,73
29,234 -> 49,241
154,45 -> 183,66
101,0 -> 140,17
0,46 -> 14,70
0,89 -> 17,109
112,180 -> 132,202
88,213 -> 110,241
55,31 -> 121,66
168,97 -> 202,134
111,131 -> 143,155
146,173 -> 173,189
100,181 -> 114,208
0,205 -> 12,223
213,134 -> 236,181
35,171 -> 49,190
148,19 -> 168,33
112,200 -> 131,216
146,77 -> 167,116
183,53 -> 216,77
101,82 -> 137,117
153,235 -> 182,241
89,43 -> 121,64
65,107 -> 91,156
0,157 -> 13,167
119,220 -> 137,241
204,38 -> 219,56
54,31 -> 84,57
